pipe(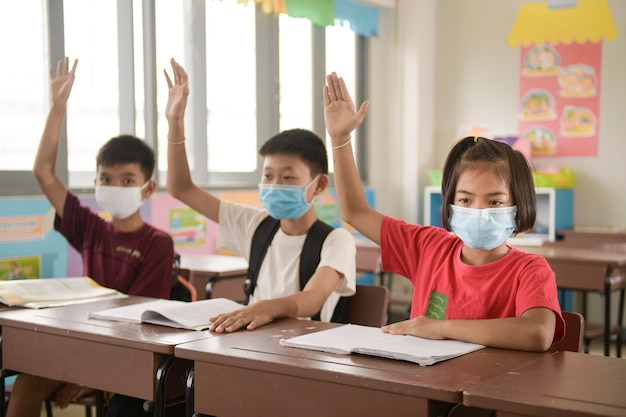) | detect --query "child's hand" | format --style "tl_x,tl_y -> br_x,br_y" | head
381,316 -> 446,340
323,72 -> 369,144
49,57 -> 78,107
209,302 -> 274,333
164,58 -> 189,120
